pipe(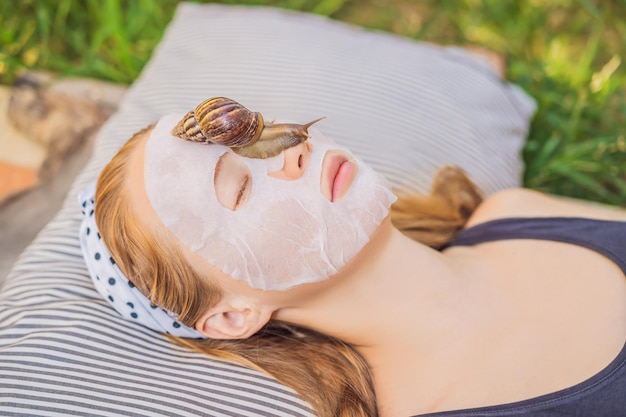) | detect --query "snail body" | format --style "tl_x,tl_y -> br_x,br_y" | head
232,116 -> 325,159
171,97 -> 324,159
